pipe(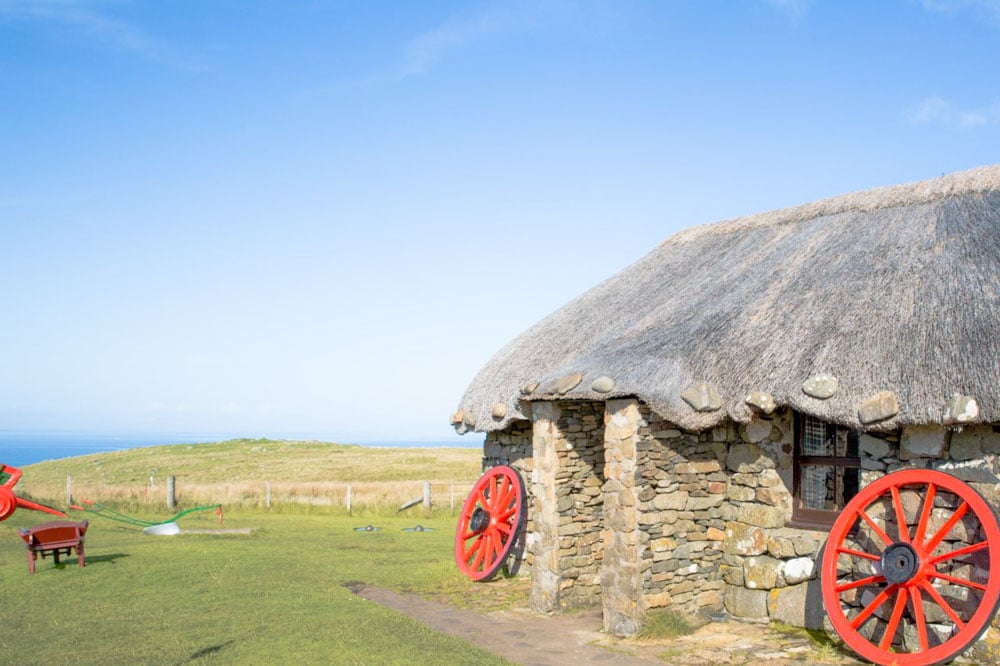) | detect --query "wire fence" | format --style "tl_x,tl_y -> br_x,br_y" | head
53,476 -> 479,514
